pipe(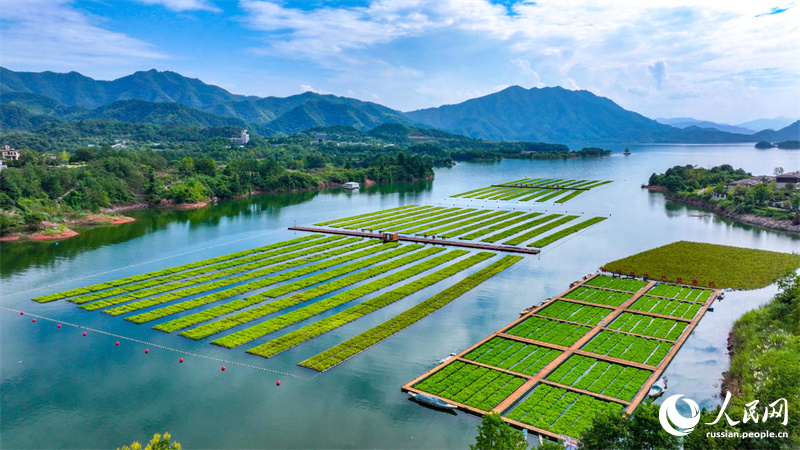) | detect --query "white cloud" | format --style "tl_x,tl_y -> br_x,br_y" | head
135,0 -> 221,12
511,58 -> 544,88
237,0 -> 799,120
0,0 -> 167,72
